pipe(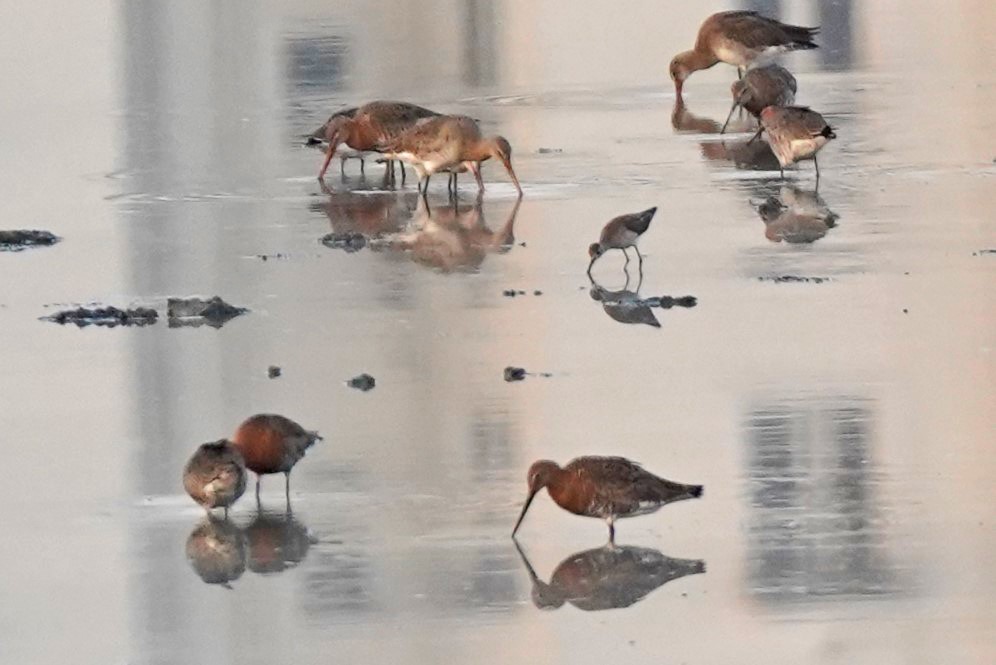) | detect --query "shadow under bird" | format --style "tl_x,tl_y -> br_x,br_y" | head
231,414 -> 322,506
588,206 -> 656,276
751,106 -> 836,185
670,11 -> 818,98
383,114 -> 522,197
514,540 -> 705,611
512,456 -> 703,543
313,100 -> 439,182
182,440 -> 247,516
722,64 -> 797,133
